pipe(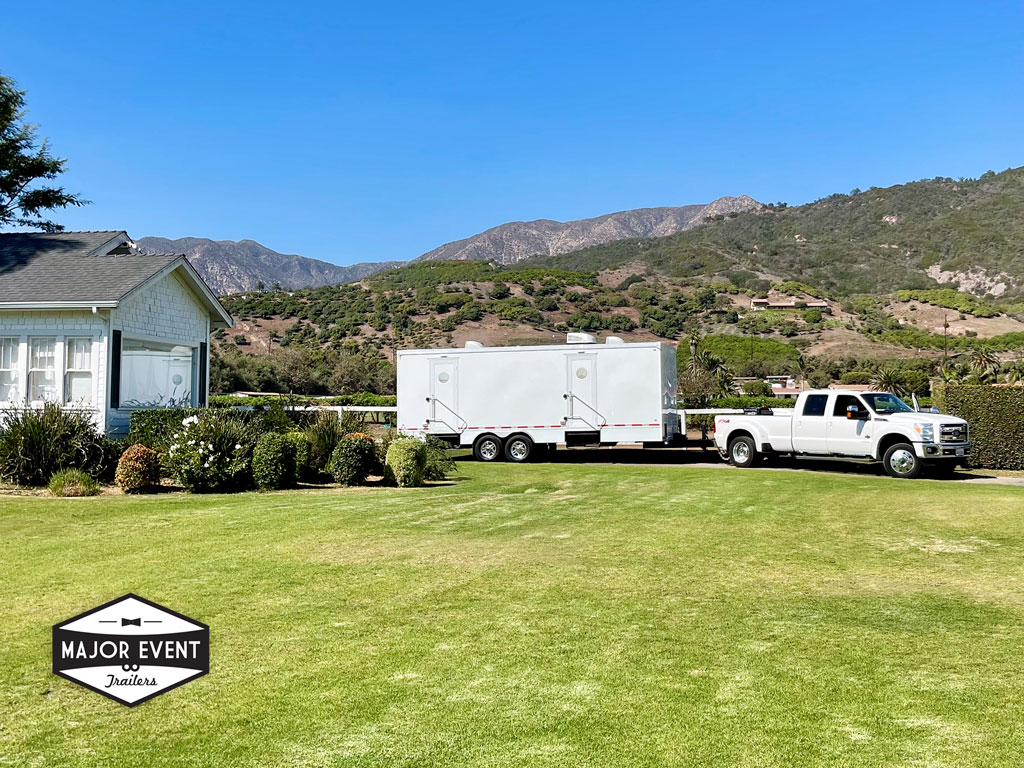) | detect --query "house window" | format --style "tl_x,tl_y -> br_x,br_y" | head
121,339 -> 194,408
0,338 -> 18,402
28,337 -> 57,403
64,338 -> 93,405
